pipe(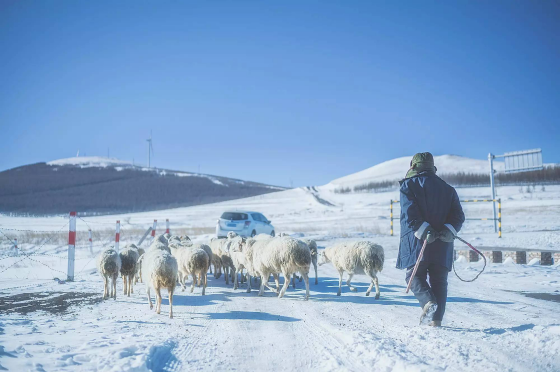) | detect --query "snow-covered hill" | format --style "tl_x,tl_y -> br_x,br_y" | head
329,155 -> 505,188
47,156 -> 134,168
0,157 -> 286,214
